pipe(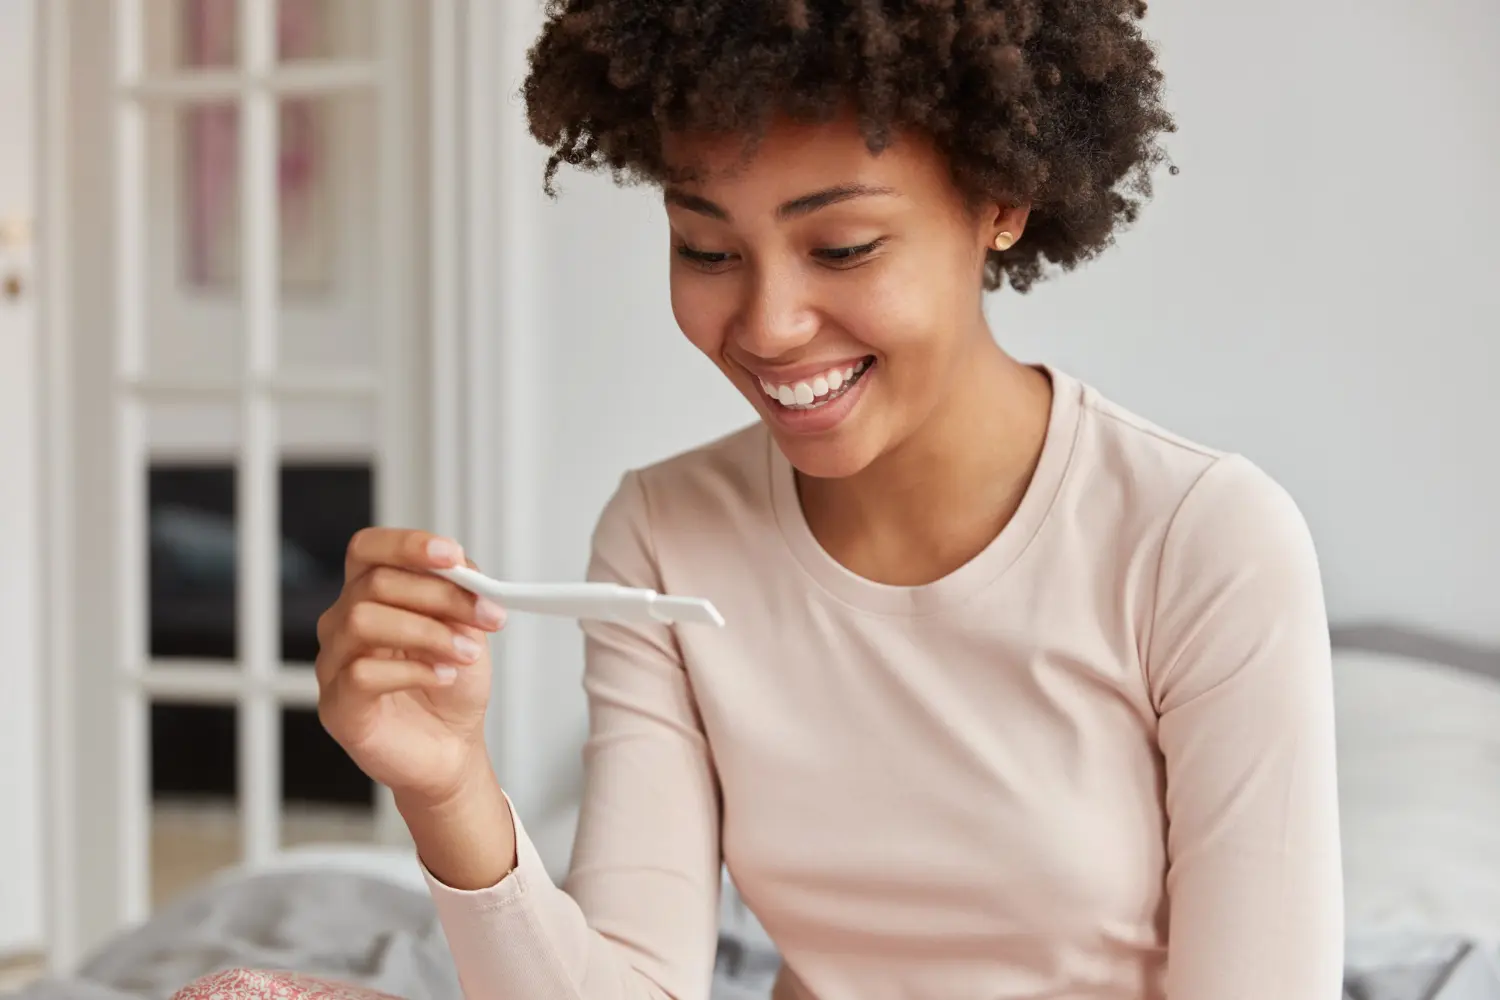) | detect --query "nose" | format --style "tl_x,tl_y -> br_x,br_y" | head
733,260 -> 819,358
